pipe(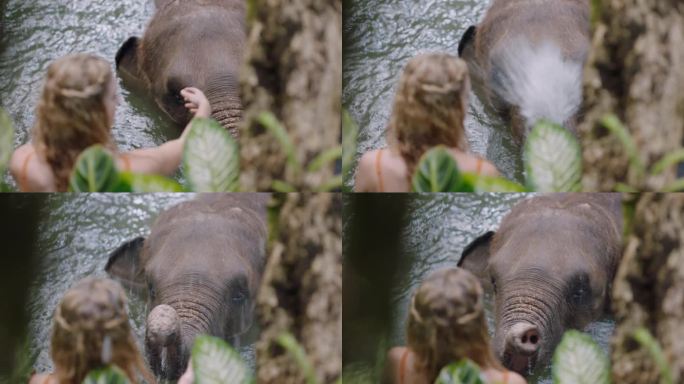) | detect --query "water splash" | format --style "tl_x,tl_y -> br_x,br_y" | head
491,39 -> 583,134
